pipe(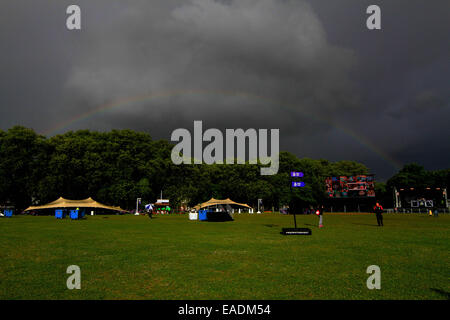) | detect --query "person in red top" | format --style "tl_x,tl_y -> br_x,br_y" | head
316,205 -> 324,228
373,202 -> 384,226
